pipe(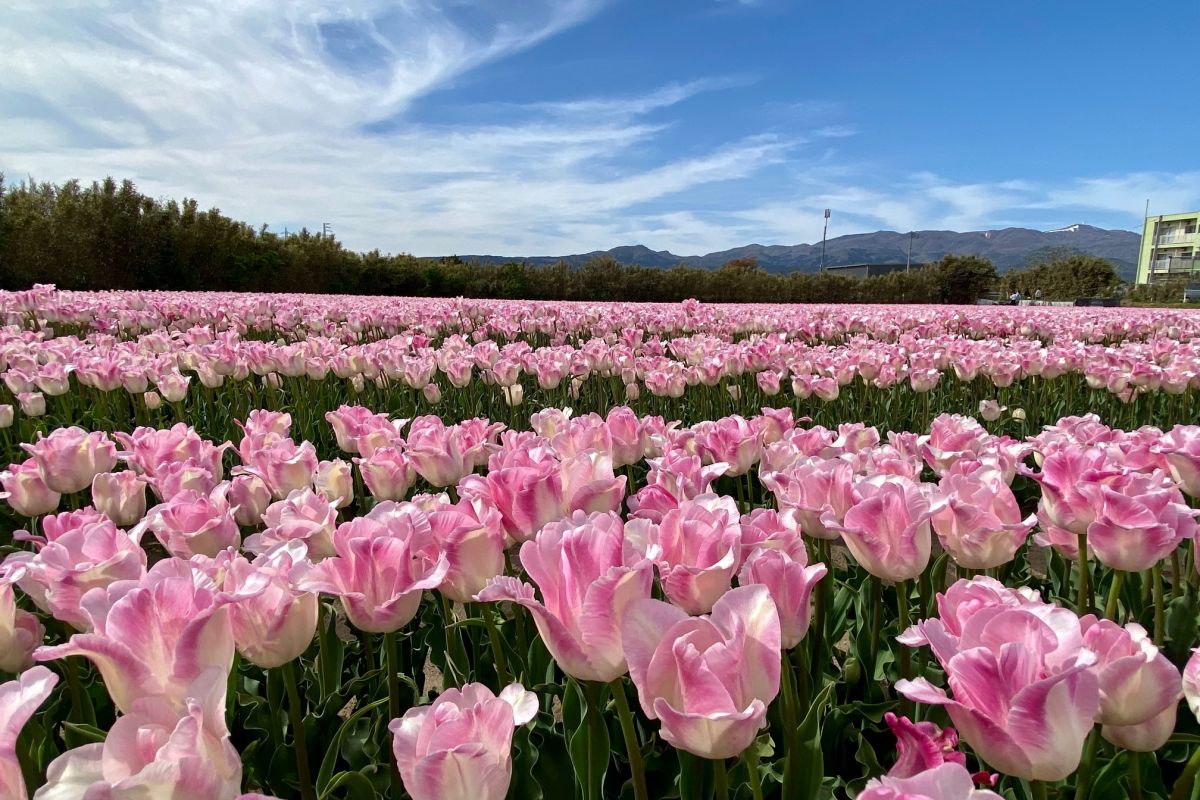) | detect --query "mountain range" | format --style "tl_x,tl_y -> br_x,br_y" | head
452,224 -> 1141,279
